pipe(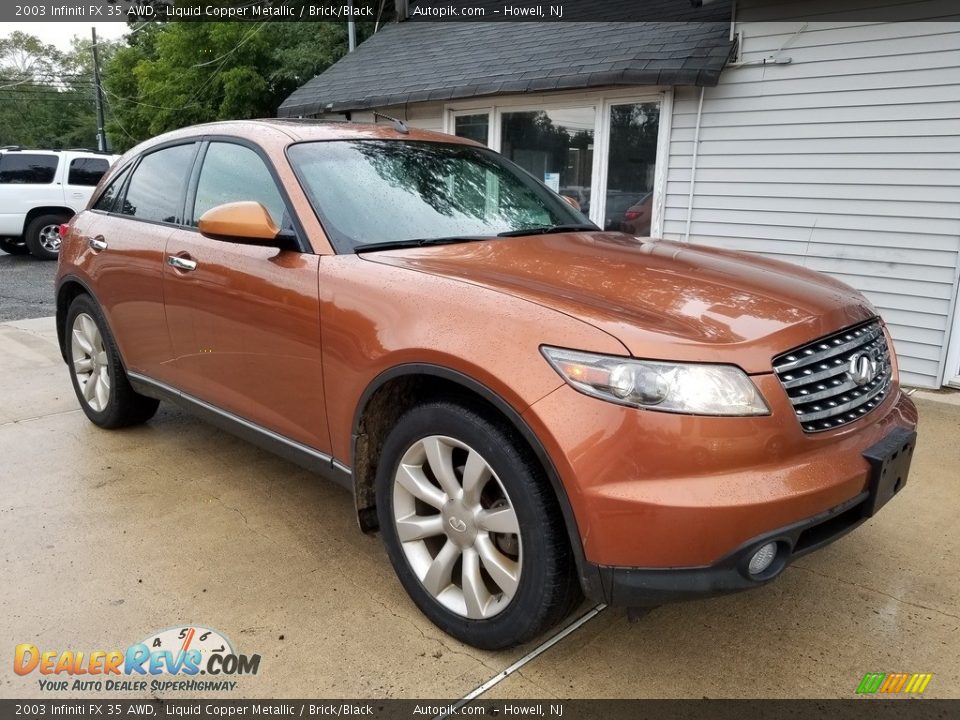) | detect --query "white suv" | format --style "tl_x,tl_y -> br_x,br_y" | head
0,148 -> 118,260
